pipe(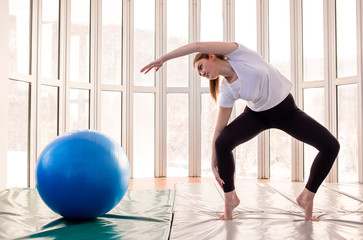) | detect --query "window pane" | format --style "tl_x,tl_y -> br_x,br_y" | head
235,0 -> 257,51
201,94 -> 218,176
167,0 -> 189,87
269,0 -> 291,179
69,89 -> 90,130
337,84 -> 358,182
134,0 -> 155,87
336,0 -> 357,78
302,0 -> 324,81
167,94 -> 189,176
7,80 -> 29,187
39,86 -> 58,152
200,0 -> 223,42
41,0 -> 59,79
101,91 -> 122,145
101,0 -> 122,85
70,0 -> 90,83
303,88 -> 325,181
133,93 -> 155,178
9,0 -> 31,74
200,0 -> 223,88
270,129 -> 291,180
235,100 -> 257,178
269,0 -> 290,78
